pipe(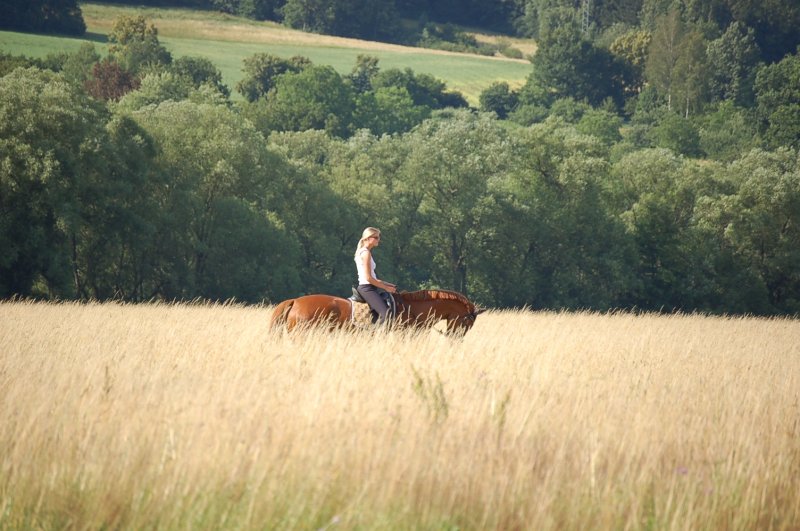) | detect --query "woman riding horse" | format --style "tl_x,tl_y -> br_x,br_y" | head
270,289 -> 484,336
270,227 -> 484,335
354,227 -> 396,325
